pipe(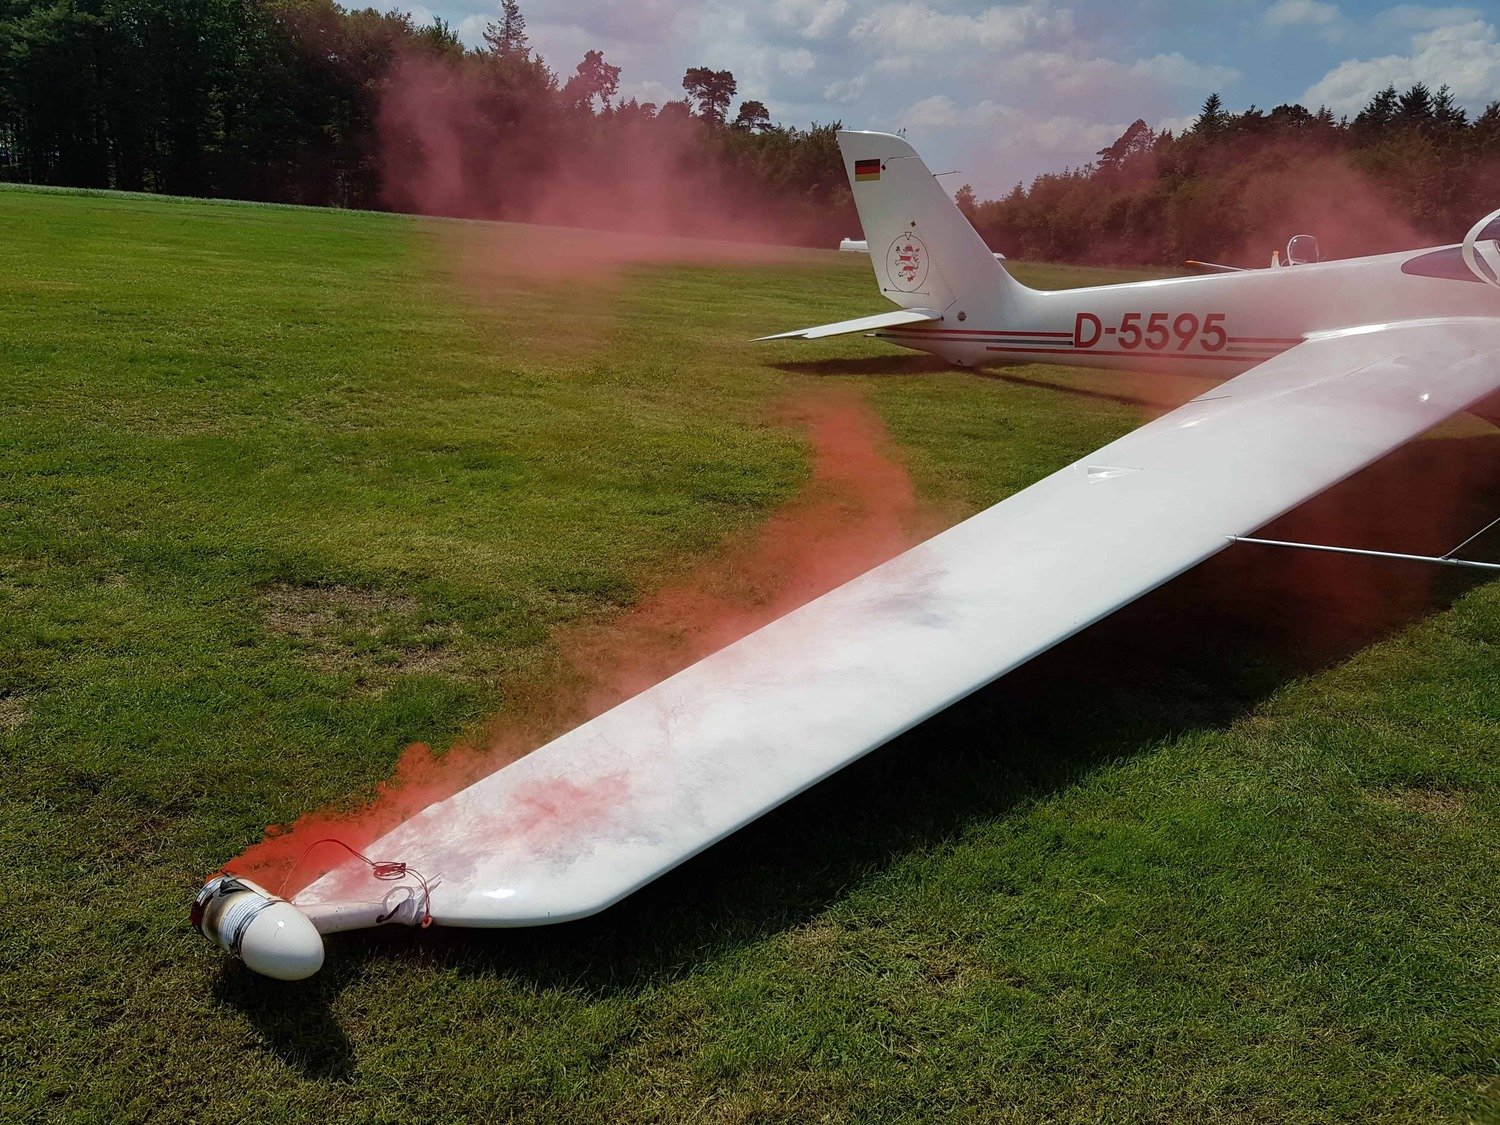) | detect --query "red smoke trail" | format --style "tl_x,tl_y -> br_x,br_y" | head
227,393 -> 936,895
377,53 -> 846,257
375,50 -> 842,360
